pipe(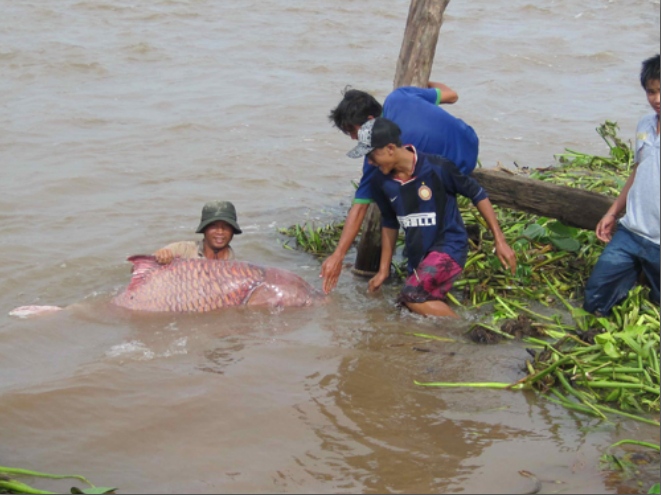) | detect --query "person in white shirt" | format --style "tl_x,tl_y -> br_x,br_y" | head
584,54 -> 660,316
